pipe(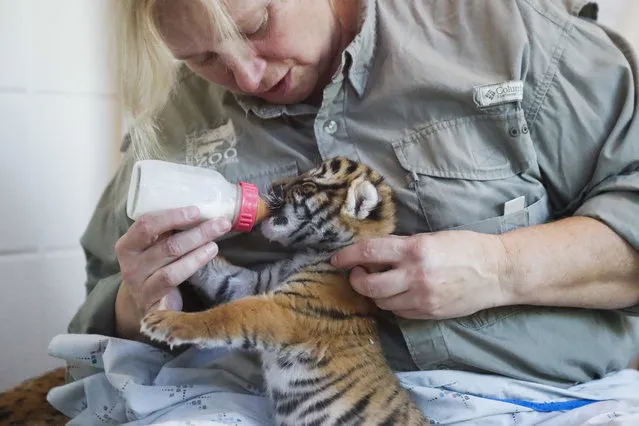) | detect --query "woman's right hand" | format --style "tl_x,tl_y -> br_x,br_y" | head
113,206 -> 231,341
